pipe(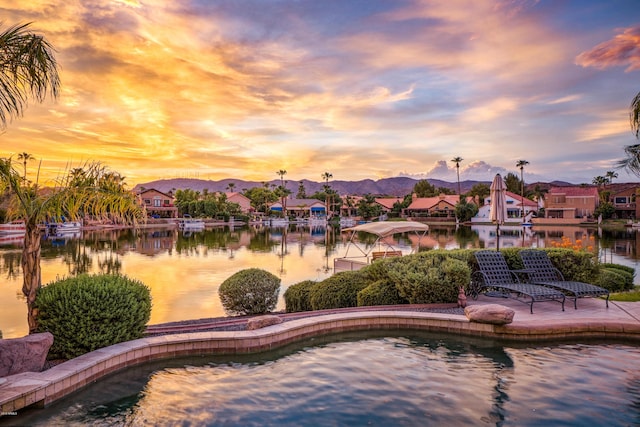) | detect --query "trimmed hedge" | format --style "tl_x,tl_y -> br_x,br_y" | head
34,274 -> 152,360
596,268 -> 632,292
309,271 -> 370,310
284,280 -> 316,313
219,268 -> 280,316
357,279 -> 408,307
